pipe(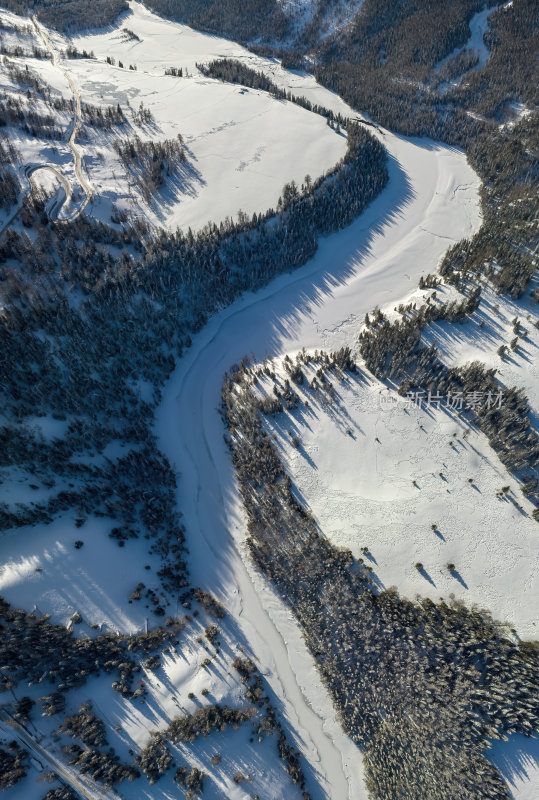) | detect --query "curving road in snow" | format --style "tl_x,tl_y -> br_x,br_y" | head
32,16 -> 93,222
0,18 -> 92,239
157,78 -> 482,800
